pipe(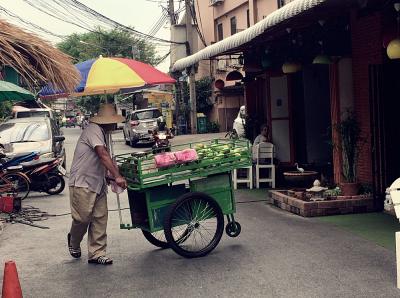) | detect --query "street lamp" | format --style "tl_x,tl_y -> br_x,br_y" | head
79,40 -> 110,56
